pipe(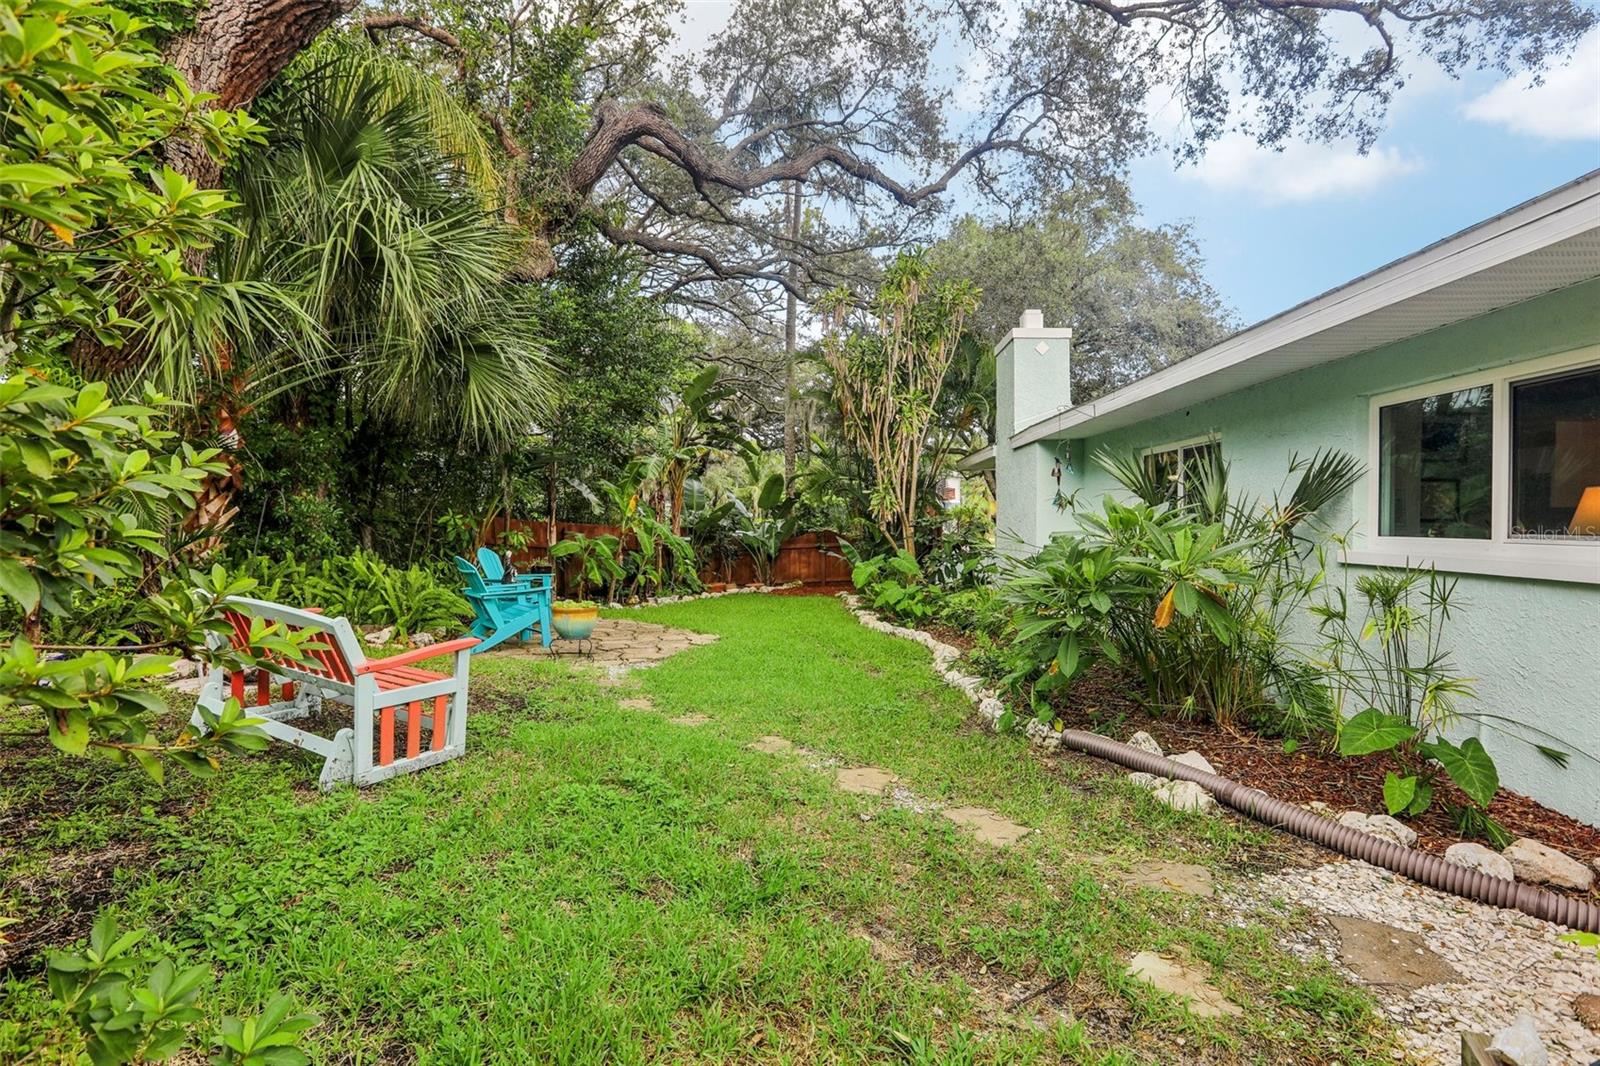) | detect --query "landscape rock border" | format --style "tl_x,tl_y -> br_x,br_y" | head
607,582 -> 801,610
837,596 -> 1600,901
